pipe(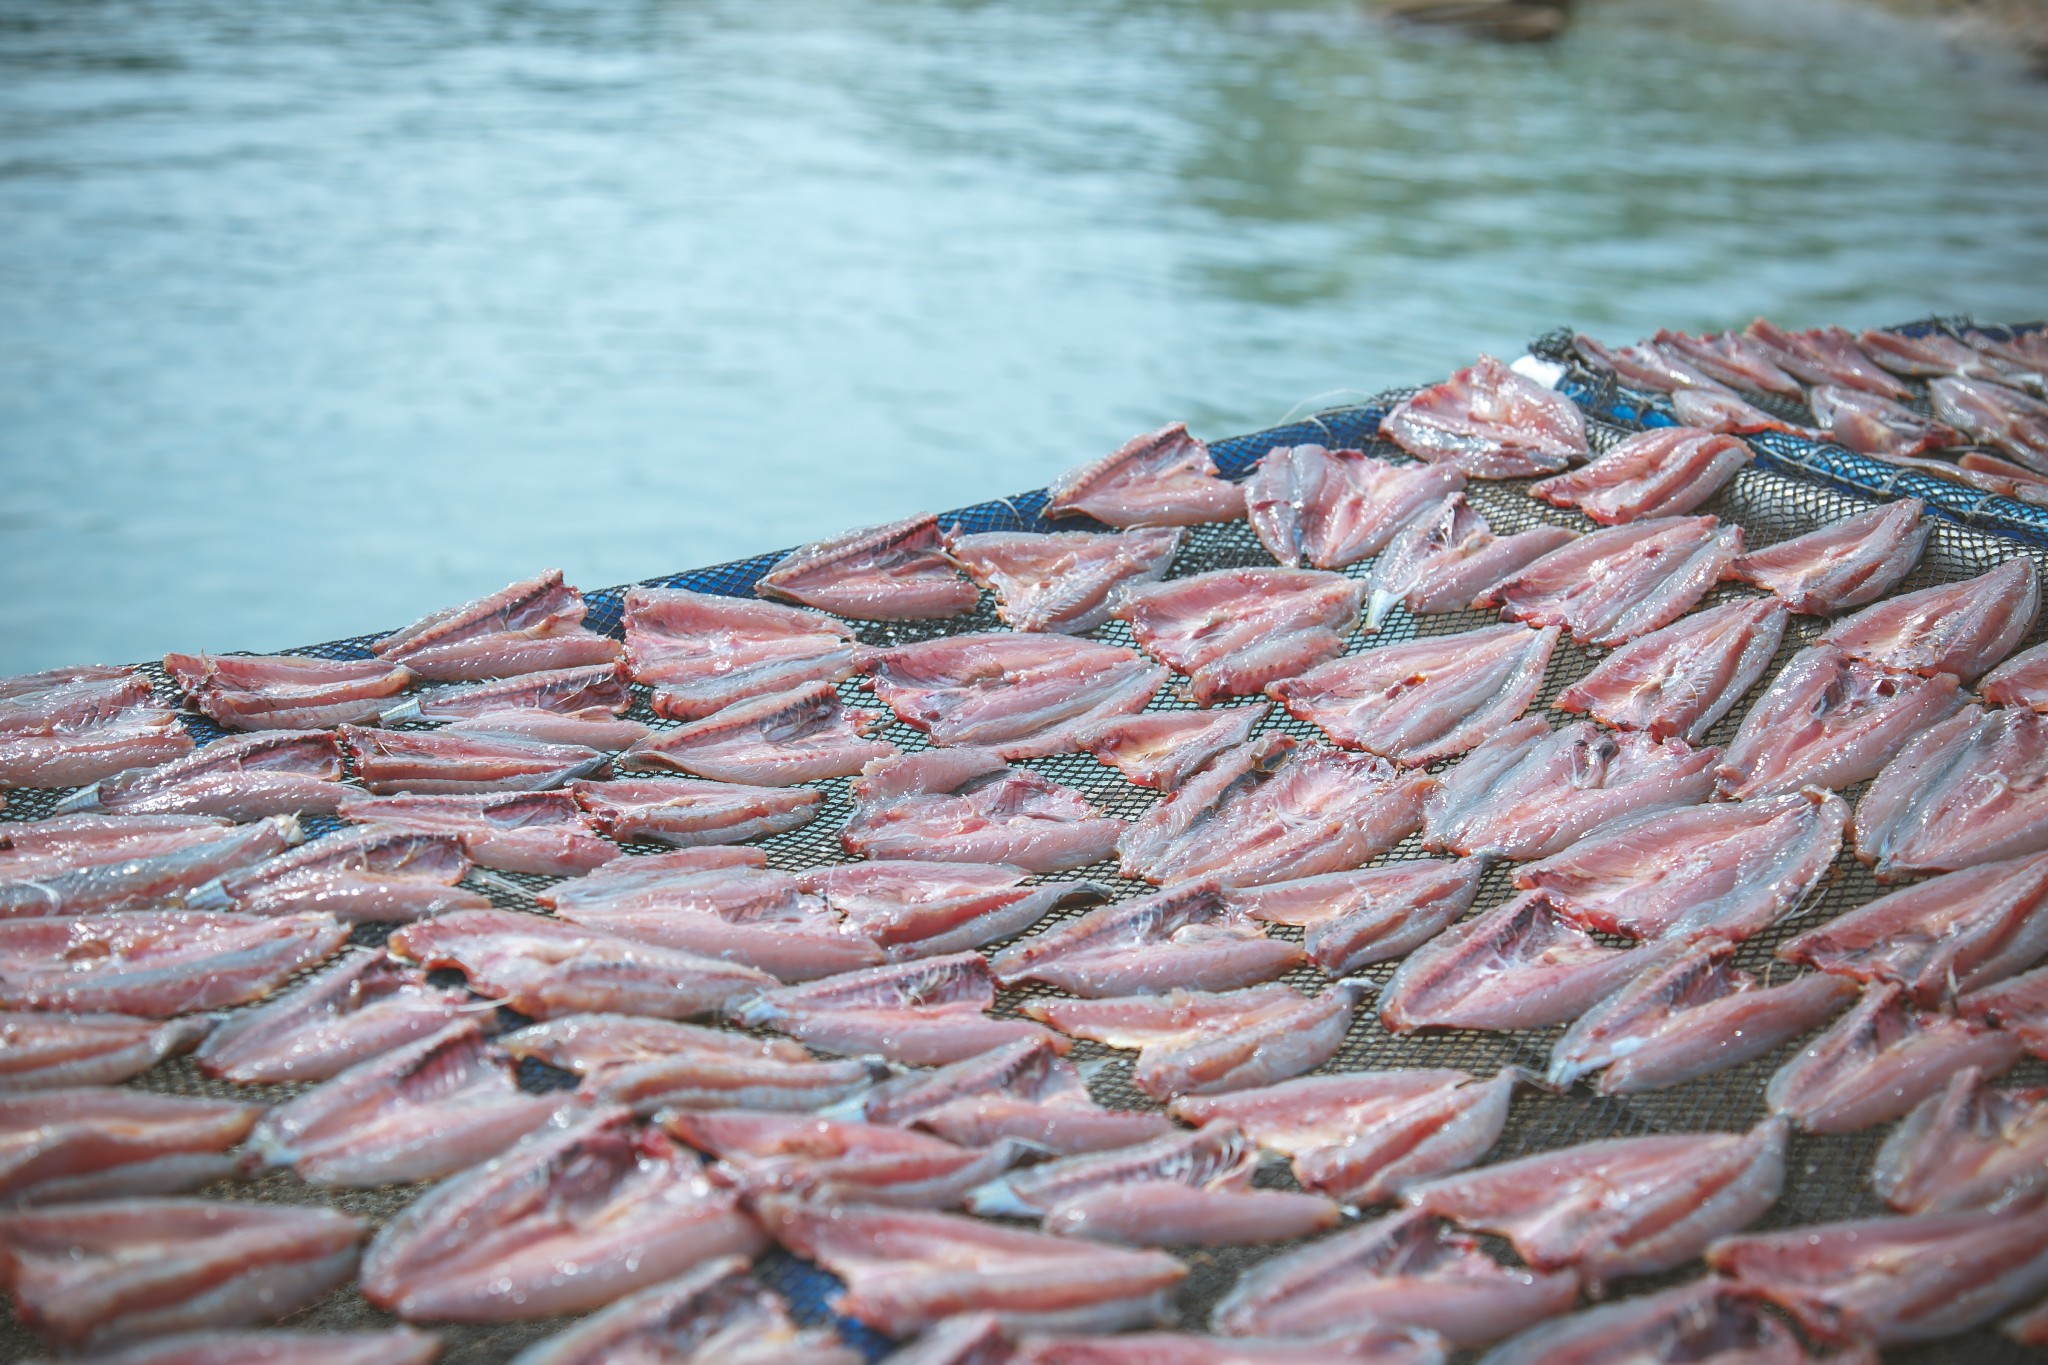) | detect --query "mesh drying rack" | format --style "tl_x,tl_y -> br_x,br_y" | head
5,335 -> 2047,1364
